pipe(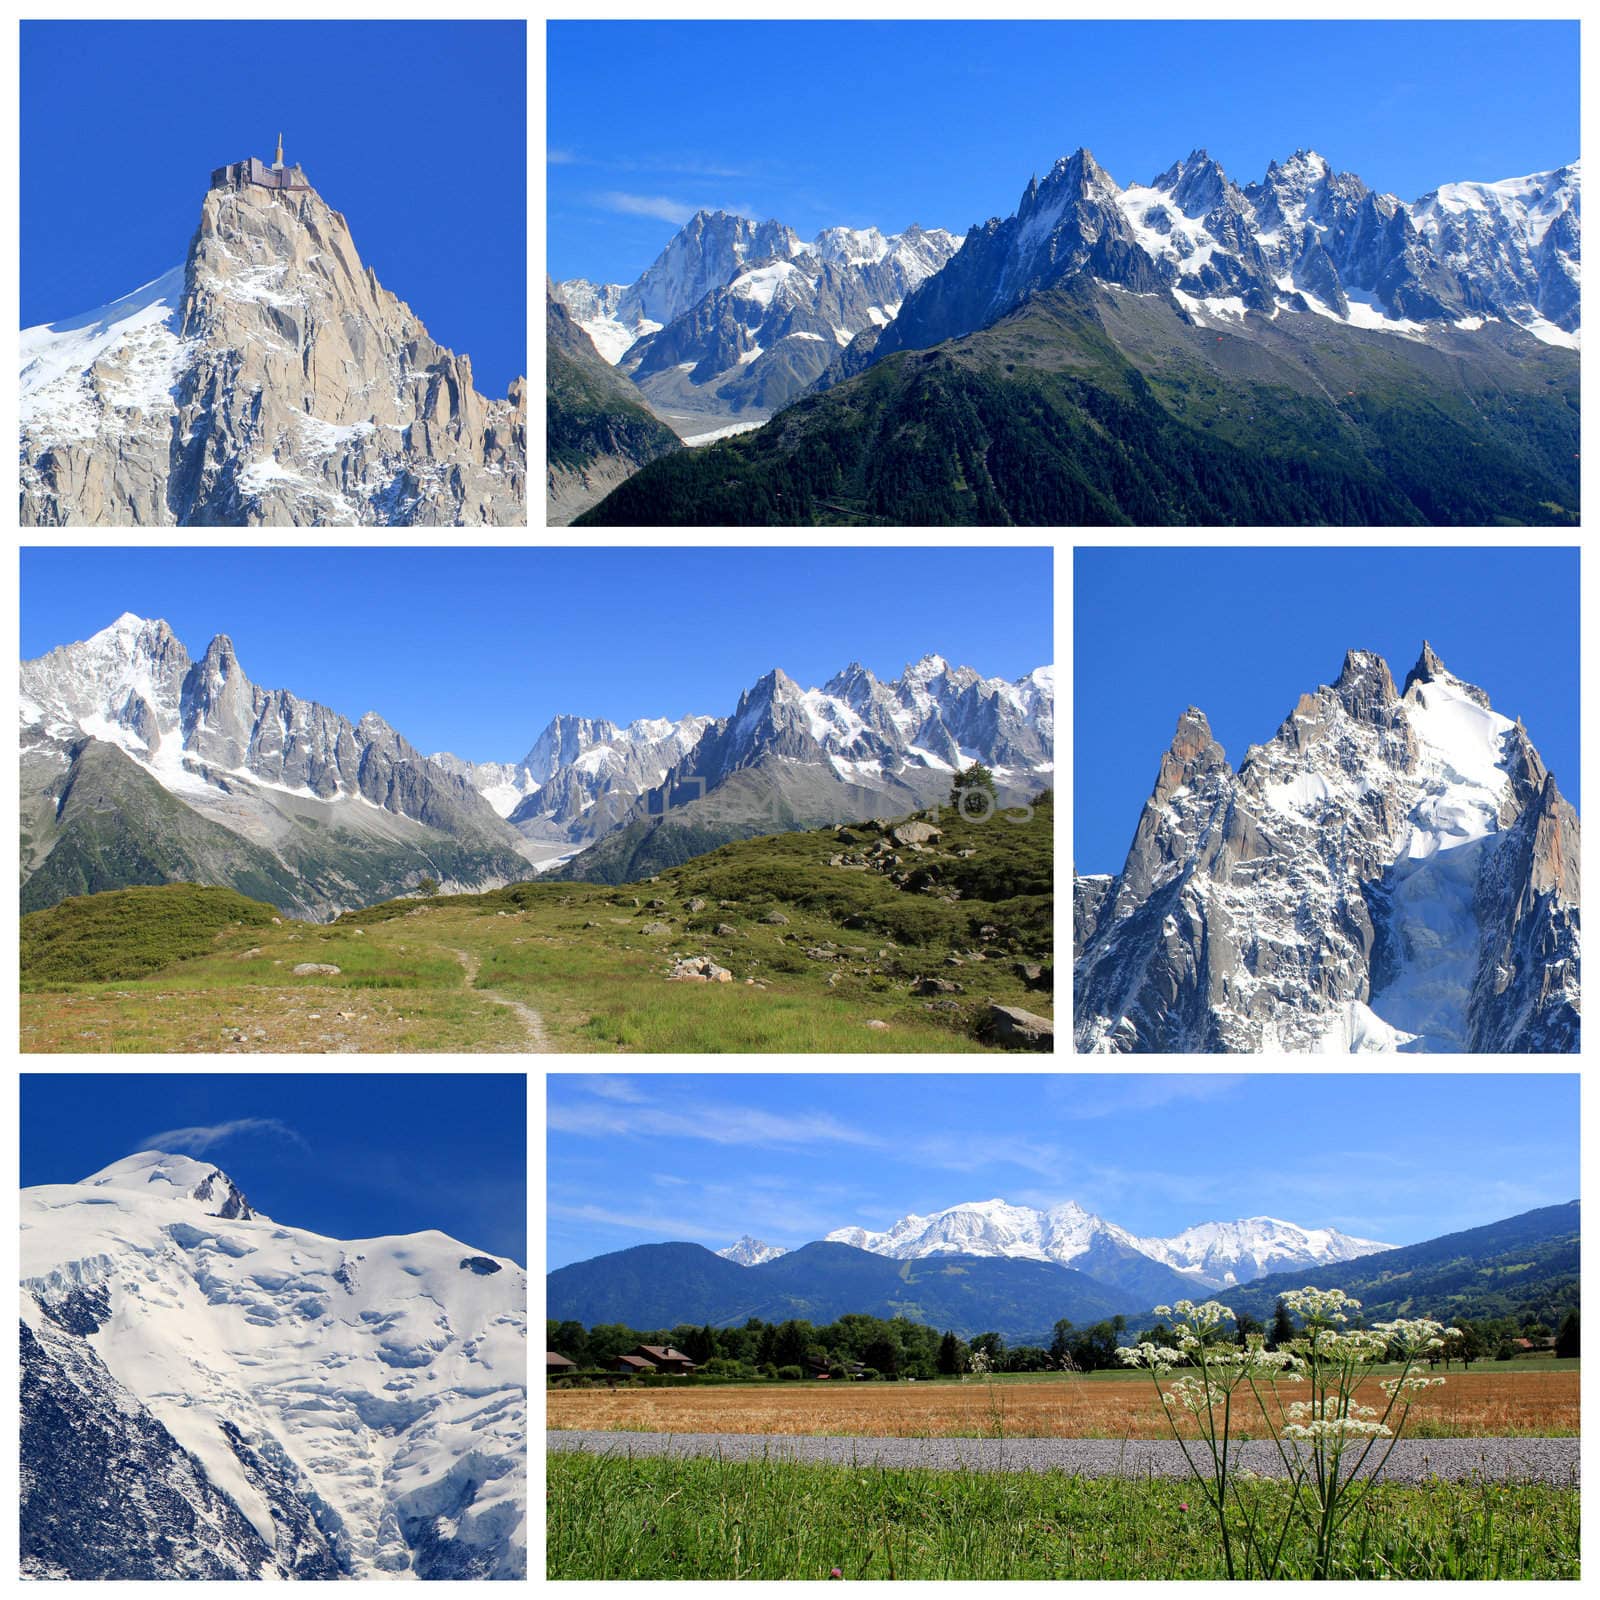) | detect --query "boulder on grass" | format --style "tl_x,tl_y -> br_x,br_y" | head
668,956 -> 733,984
292,962 -> 341,977
983,1002 -> 1054,1052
